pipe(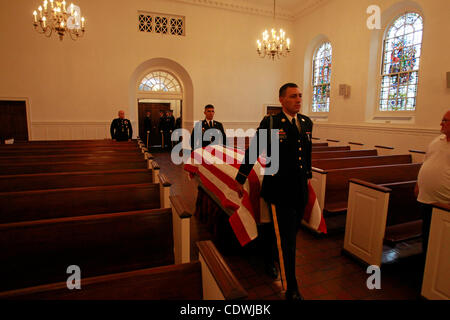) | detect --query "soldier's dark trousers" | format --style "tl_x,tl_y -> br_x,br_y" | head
265,203 -> 305,293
